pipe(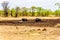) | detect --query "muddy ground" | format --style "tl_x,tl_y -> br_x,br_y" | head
0,19 -> 60,27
